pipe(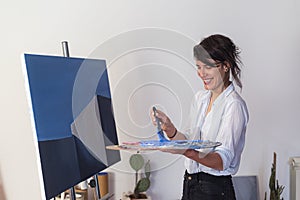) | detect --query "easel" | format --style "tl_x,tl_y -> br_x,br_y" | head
61,41 -> 102,200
